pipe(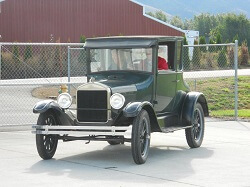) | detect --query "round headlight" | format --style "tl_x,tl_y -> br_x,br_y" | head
110,93 -> 125,110
57,93 -> 72,109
